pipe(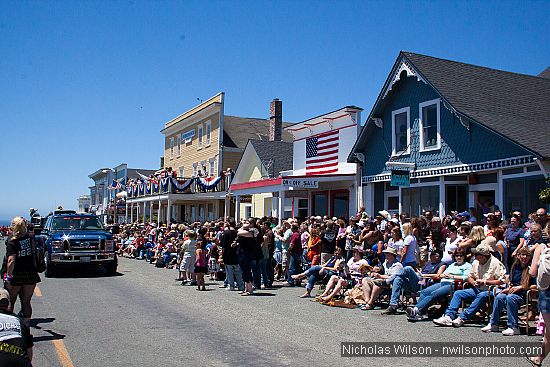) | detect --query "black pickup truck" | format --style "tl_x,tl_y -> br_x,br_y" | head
38,211 -> 117,277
